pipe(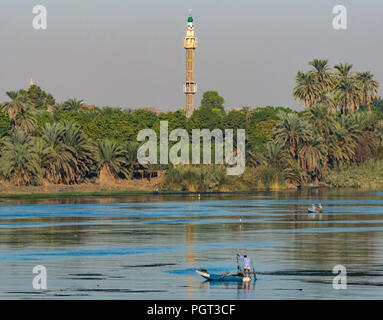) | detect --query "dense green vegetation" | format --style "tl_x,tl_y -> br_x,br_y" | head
293,59 -> 379,113
1,59 -> 382,191
324,160 -> 383,189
